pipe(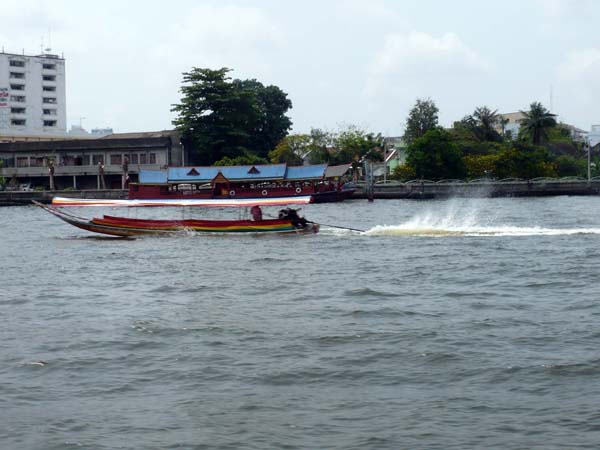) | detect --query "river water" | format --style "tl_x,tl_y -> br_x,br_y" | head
2,196 -> 600,449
